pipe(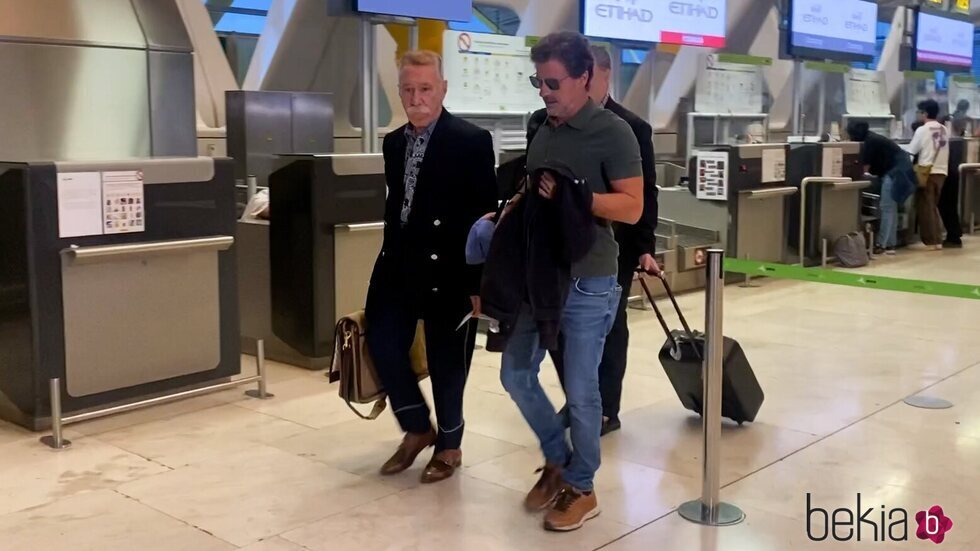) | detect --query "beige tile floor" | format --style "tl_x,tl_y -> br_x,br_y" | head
3,241 -> 980,550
